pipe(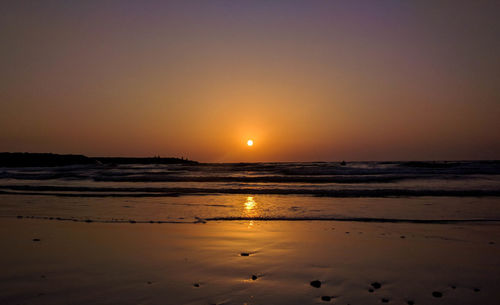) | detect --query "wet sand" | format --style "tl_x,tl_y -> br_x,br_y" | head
0,218 -> 499,305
